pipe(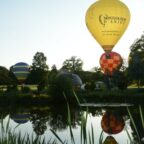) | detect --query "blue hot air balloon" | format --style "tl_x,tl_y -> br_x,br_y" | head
57,71 -> 83,88
12,62 -> 30,83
